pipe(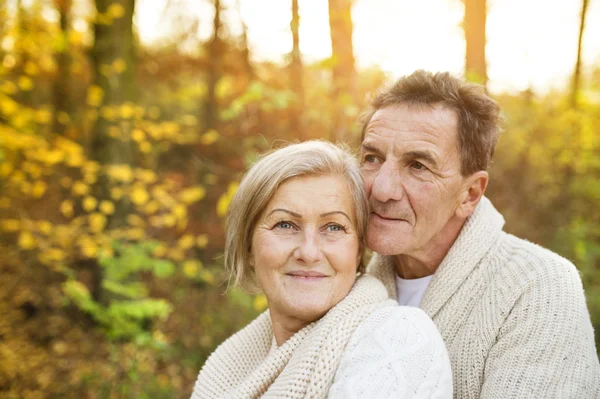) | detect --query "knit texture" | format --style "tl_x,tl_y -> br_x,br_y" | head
368,196 -> 600,398
191,275 -> 395,399
328,306 -> 452,398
